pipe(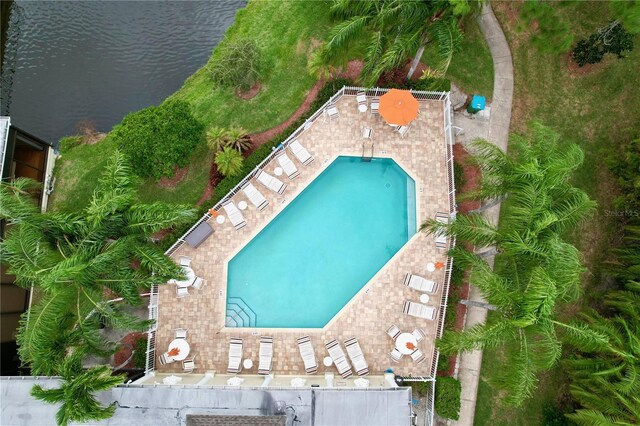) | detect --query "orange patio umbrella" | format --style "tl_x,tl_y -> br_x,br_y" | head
379,89 -> 419,126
